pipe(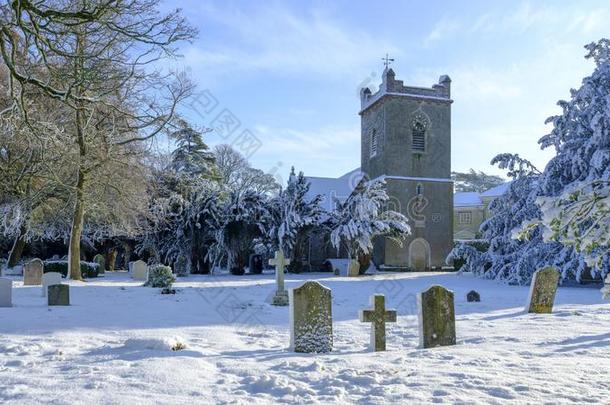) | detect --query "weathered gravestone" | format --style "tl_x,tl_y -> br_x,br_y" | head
467,290 -> 481,302
526,266 -> 560,314
128,261 -> 135,273
42,272 -> 62,297
174,255 -> 188,277
602,274 -> 610,299
289,281 -> 333,353
359,294 -> 397,351
23,258 -> 44,286
132,260 -> 148,281
93,254 -> 106,275
0,278 -> 12,307
48,284 -> 70,306
269,250 -> 290,306
418,285 -> 456,349
249,254 -> 263,274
